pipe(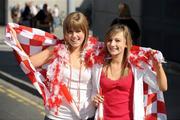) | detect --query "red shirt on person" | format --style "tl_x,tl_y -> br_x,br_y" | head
100,69 -> 134,120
